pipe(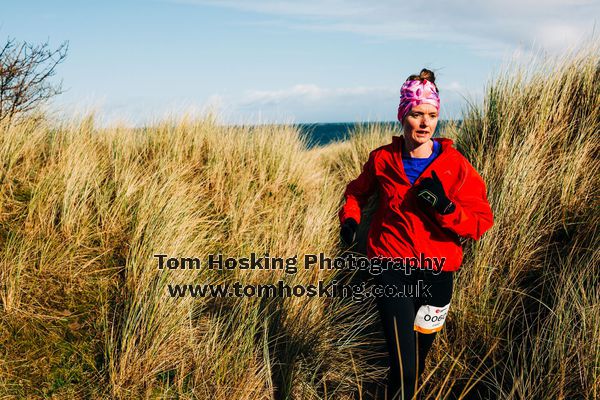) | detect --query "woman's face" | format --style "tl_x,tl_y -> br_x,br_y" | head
402,103 -> 439,146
